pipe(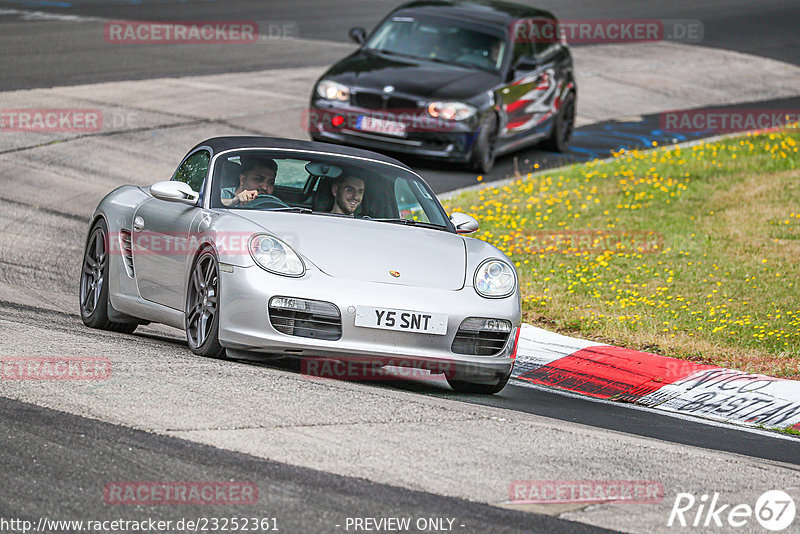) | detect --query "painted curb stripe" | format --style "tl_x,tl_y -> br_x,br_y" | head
517,345 -> 716,400
513,324 -> 602,376
513,328 -> 800,431
638,368 -> 800,428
